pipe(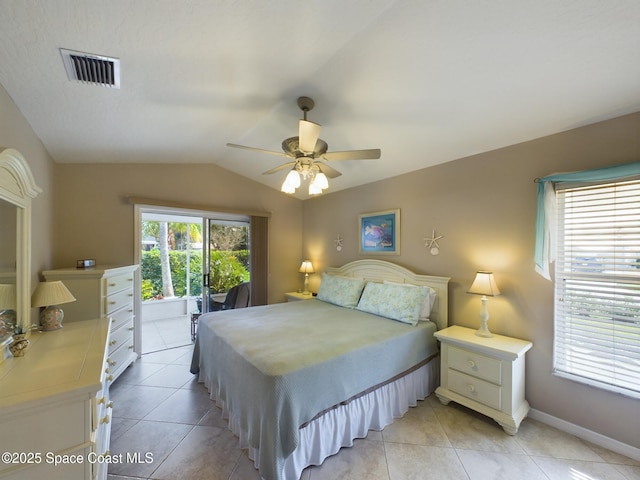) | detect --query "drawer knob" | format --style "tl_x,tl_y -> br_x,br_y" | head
109,339 -> 117,346
106,375 -> 113,382
109,301 -> 116,305
467,384 -> 476,393
98,396 -> 107,404
108,282 -> 116,287
467,360 -> 476,369
128,327 -> 134,331
100,414 -> 110,424
104,367 -> 110,374
106,401 -> 114,409
108,359 -> 116,367
128,345 -> 134,350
